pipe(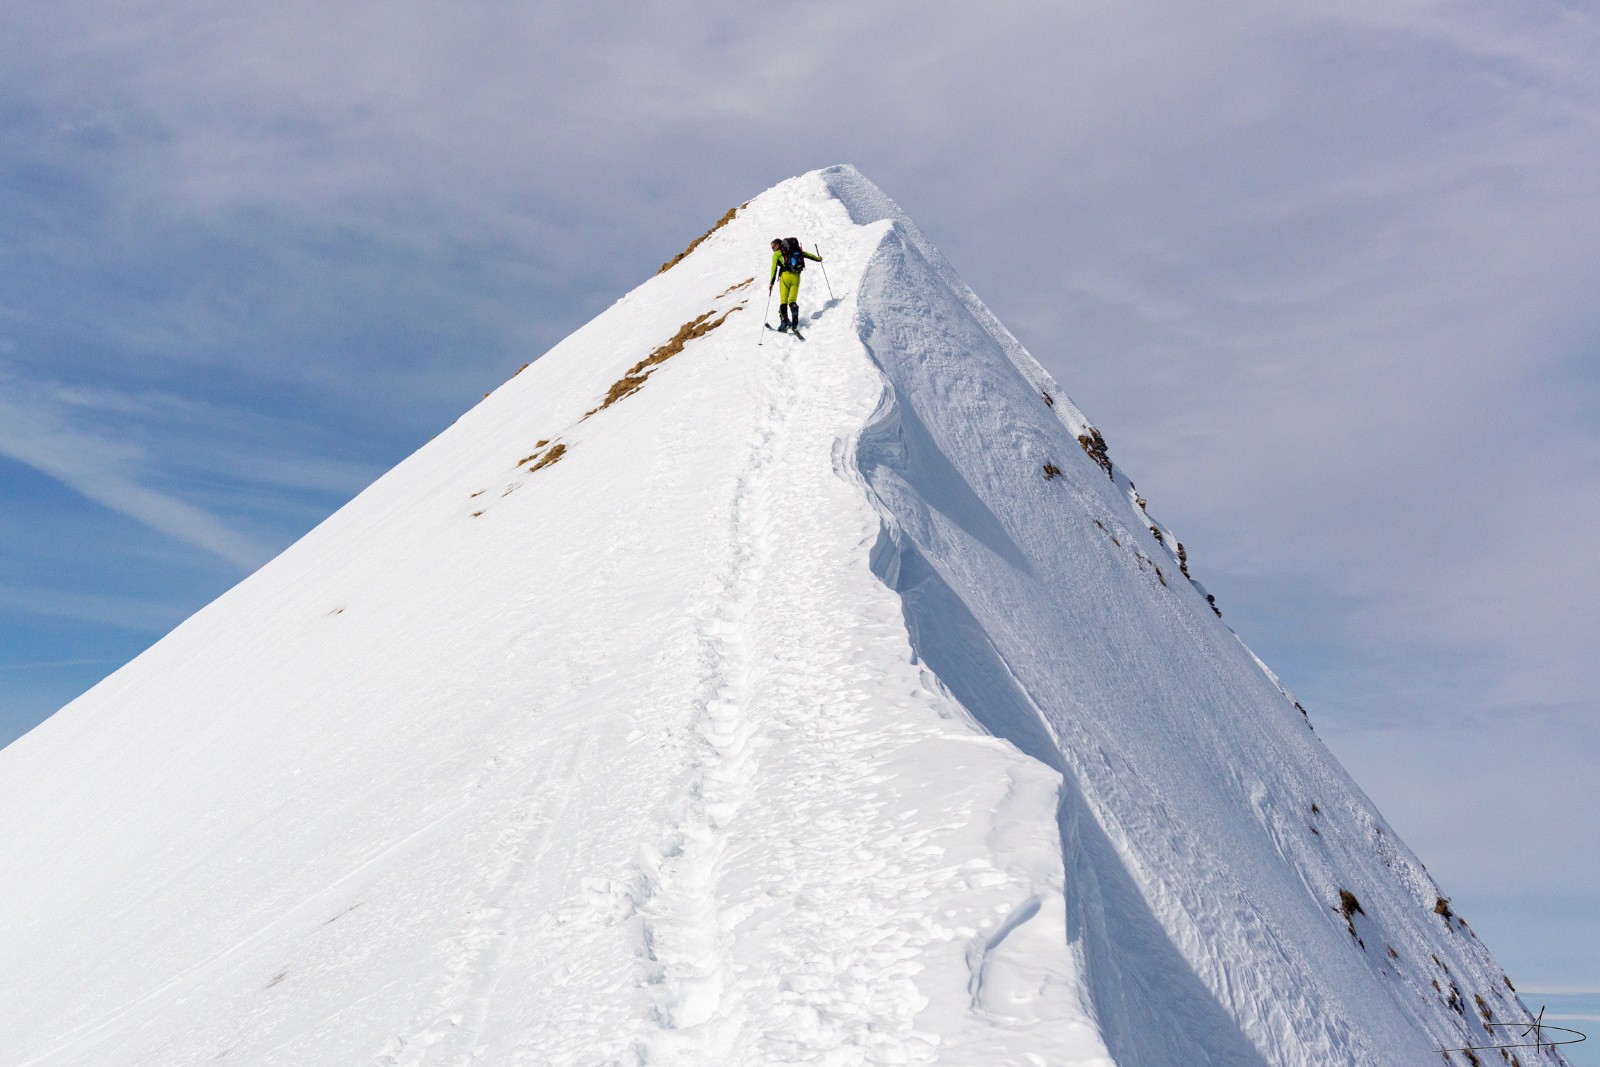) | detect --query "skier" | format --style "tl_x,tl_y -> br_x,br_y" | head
769,237 -> 822,336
